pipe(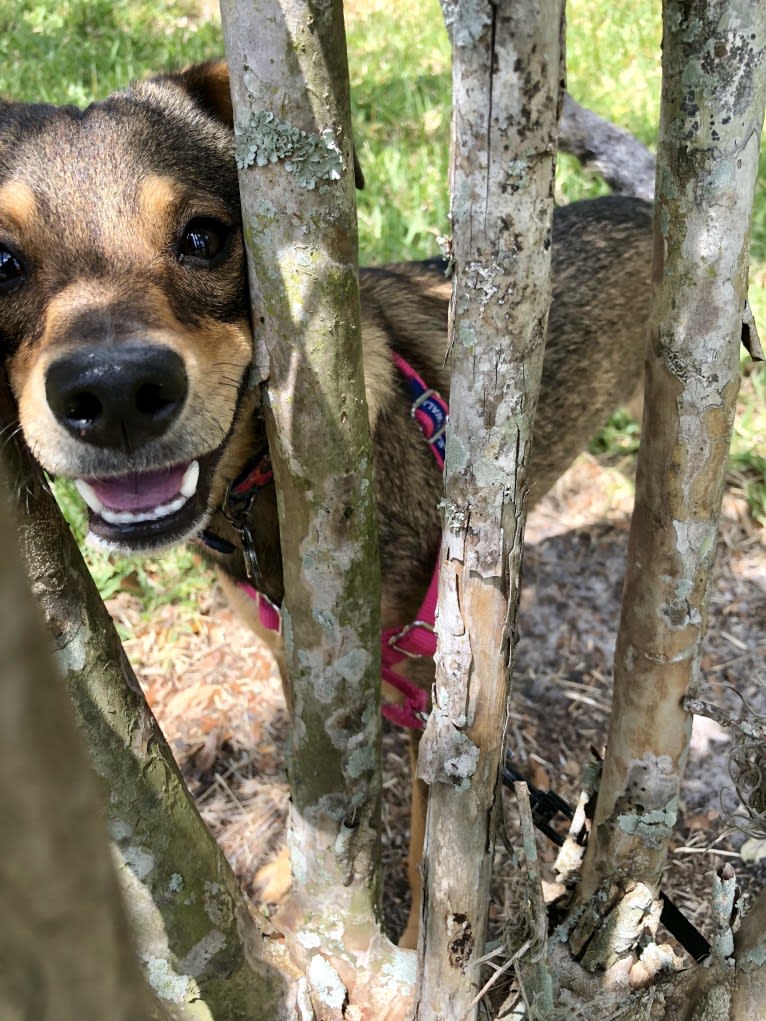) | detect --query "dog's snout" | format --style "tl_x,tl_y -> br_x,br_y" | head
45,343 -> 188,449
